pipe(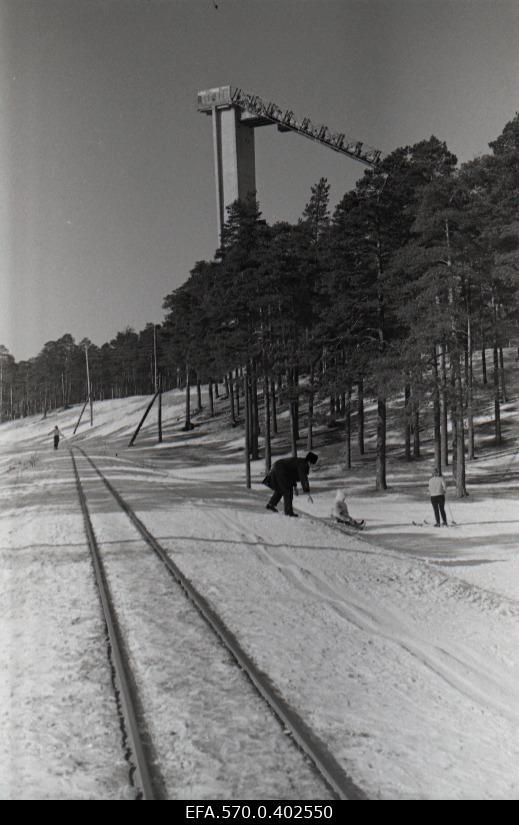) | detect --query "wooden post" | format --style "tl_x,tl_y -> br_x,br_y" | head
73,398 -> 89,434
129,390 -> 160,447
